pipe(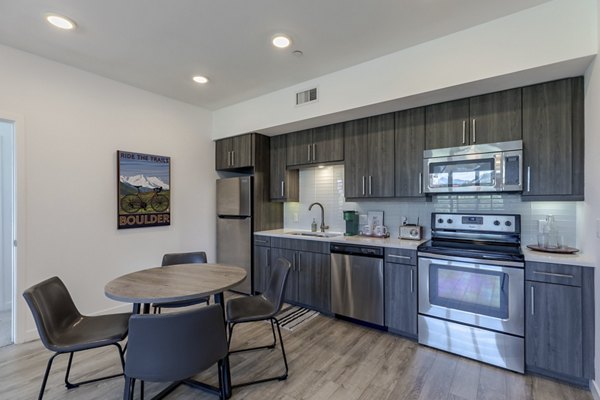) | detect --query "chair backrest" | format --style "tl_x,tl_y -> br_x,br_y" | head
161,251 -> 207,267
125,305 -> 228,382
22,276 -> 82,351
263,258 -> 292,313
